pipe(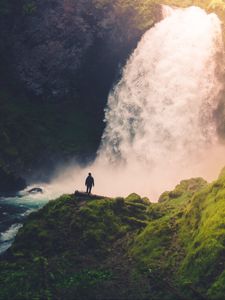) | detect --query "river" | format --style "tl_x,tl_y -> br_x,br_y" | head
0,194 -> 48,254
